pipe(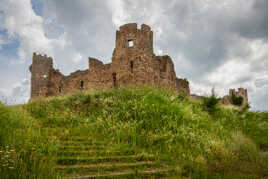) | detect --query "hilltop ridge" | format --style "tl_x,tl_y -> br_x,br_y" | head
0,88 -> 267,178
